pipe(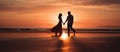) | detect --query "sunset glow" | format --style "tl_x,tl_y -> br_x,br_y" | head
0,0 -> 120,28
